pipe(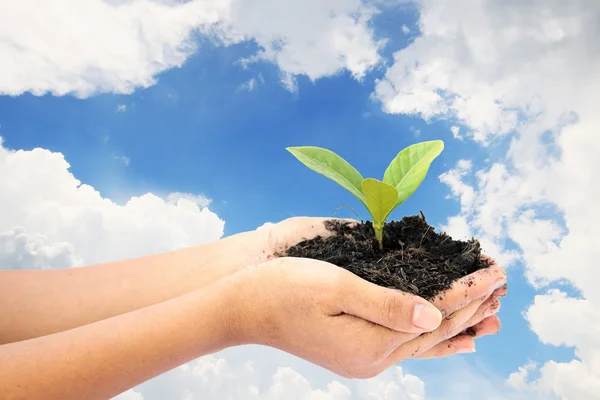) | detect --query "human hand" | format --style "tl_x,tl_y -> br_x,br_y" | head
414,281 -> 507,359
206,217 -> 354,280
226,256 -> 507,378
216,216 -> 506,352
225,216 -> 354,262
